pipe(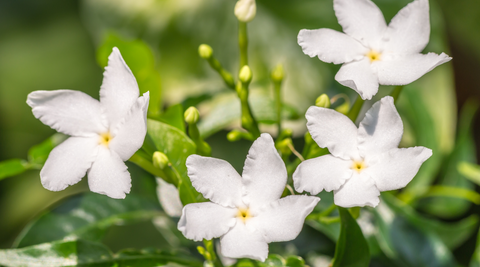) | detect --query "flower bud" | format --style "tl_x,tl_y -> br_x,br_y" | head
184,106 -> 200,124
315,94 -> 331,108
198,44 -> 213,59
153,151 -> 169,169
271,64 -> 284,83
234,0 -> 256,22
227,130 -> 243,142
239,65 -> 252,84
276,138 -> 293,155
